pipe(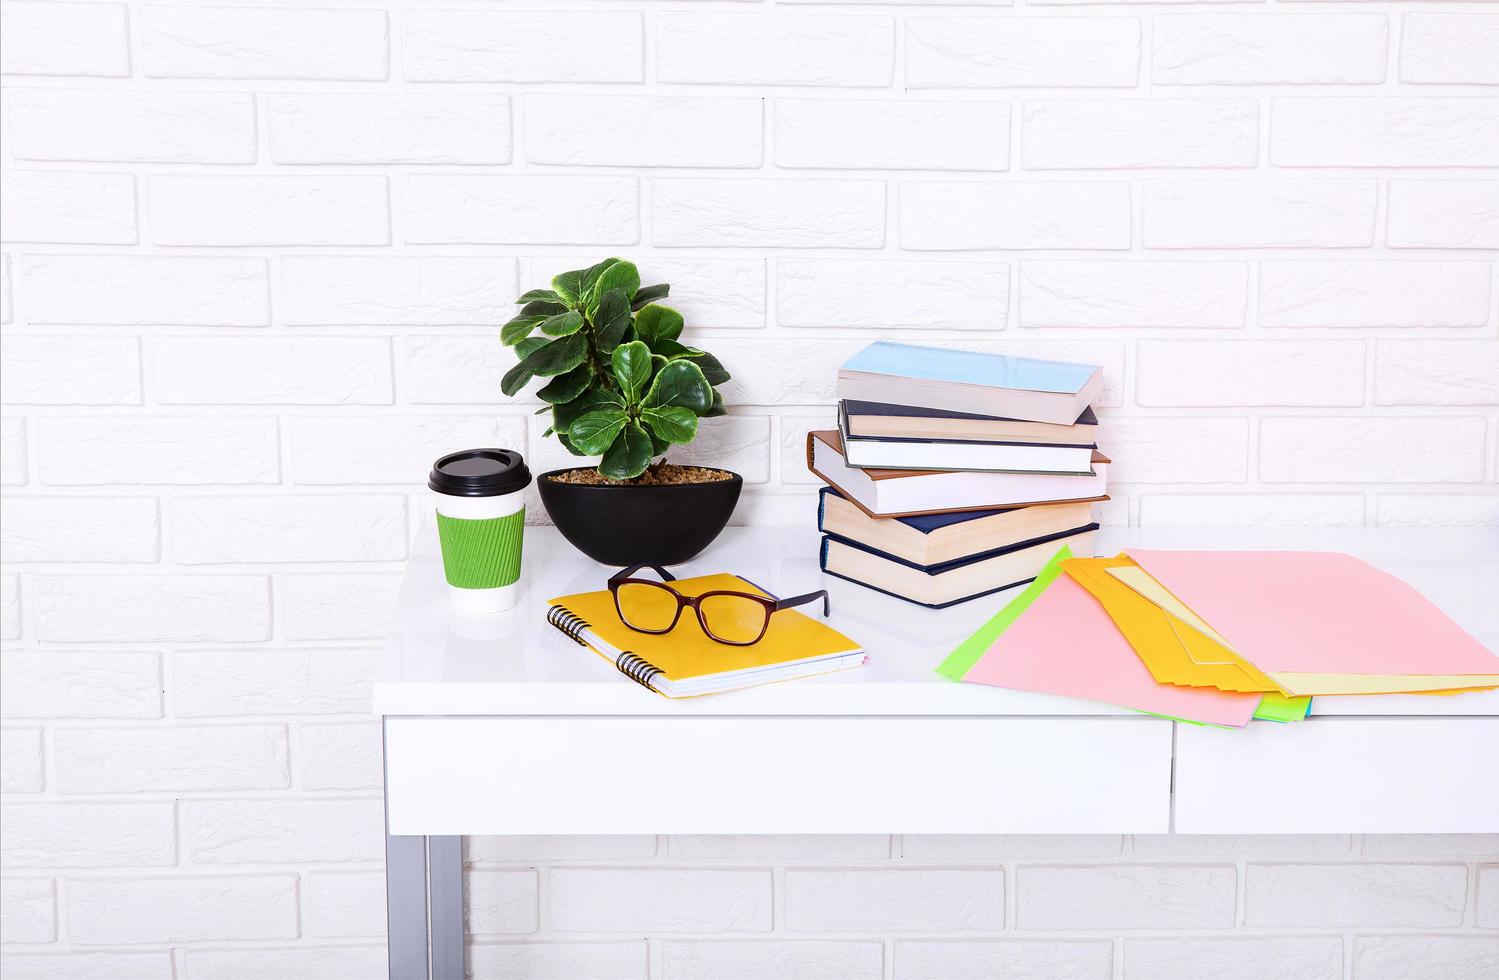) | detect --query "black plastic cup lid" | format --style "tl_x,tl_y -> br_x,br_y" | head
428,448 -> 532,497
